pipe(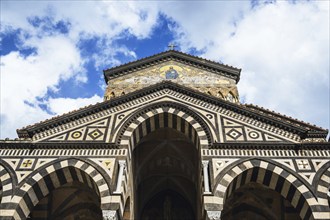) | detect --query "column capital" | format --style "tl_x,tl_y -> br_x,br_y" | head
207,211 -> 221,220
118,160 -> 126,167
102,210 -> 118,220
202,160 -> 209,167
